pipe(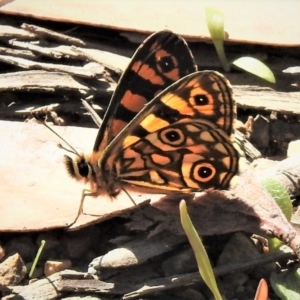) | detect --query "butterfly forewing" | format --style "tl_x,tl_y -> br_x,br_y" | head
94,30 -> 197,152
111,71 -> 236,149
103,71 -> 239,192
